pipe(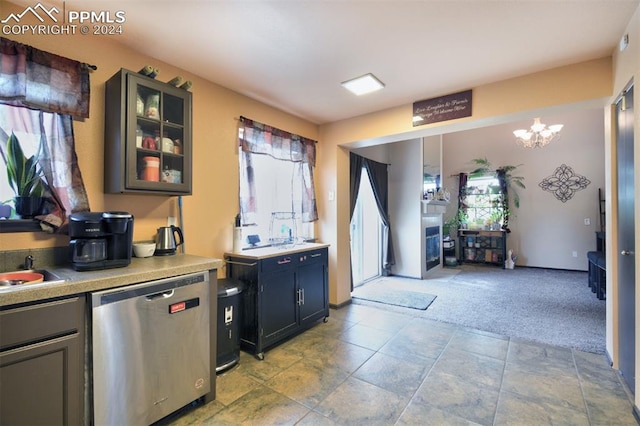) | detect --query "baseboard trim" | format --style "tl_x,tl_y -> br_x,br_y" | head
605,350 -> 614,366
329,299 -> 352,309
516,265 -> 588,273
